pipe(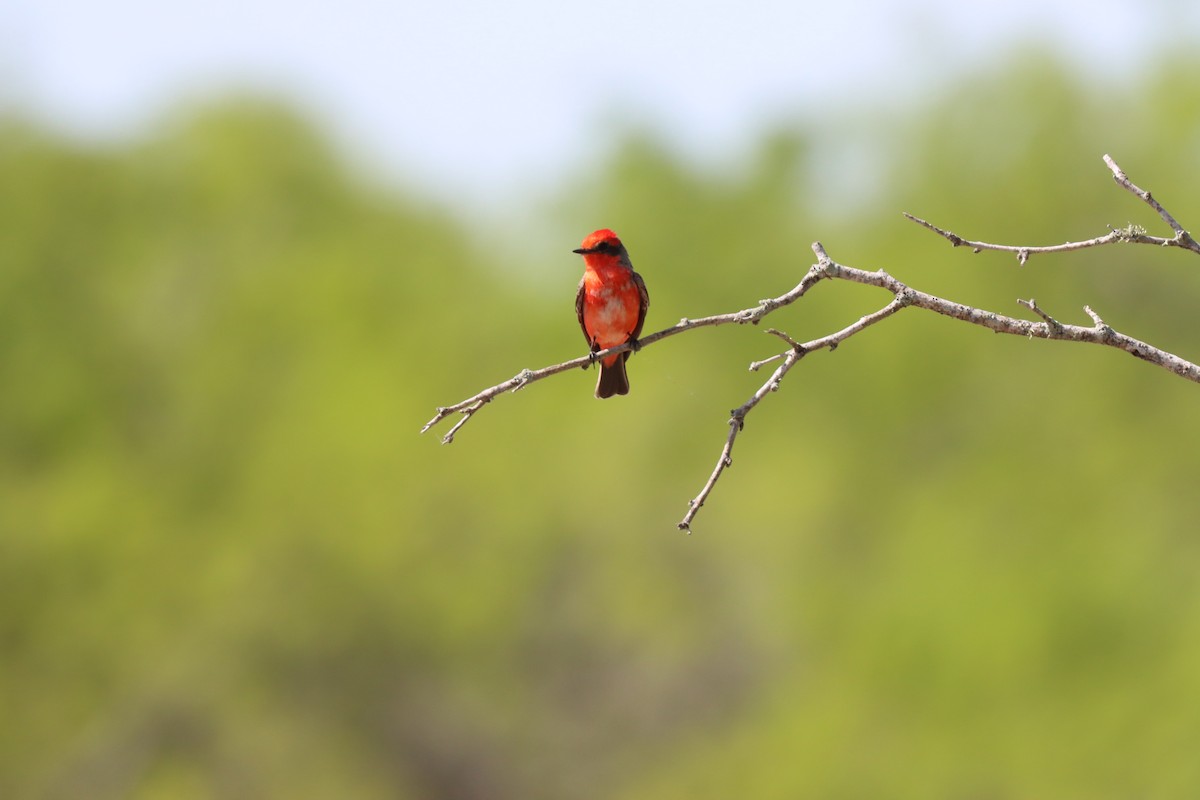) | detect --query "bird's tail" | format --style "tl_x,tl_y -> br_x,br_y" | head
595,353 -> 630,398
